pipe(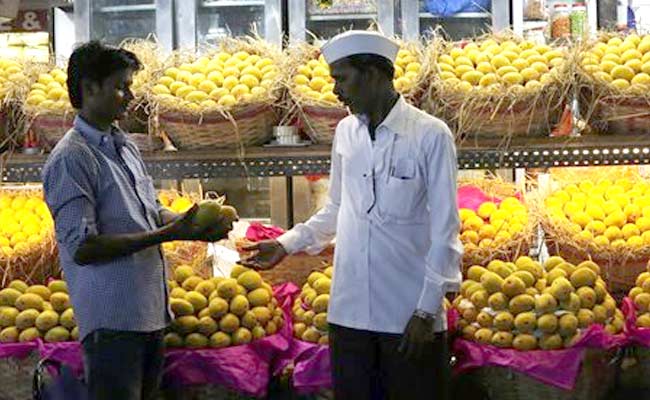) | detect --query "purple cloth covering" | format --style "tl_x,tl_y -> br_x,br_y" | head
453,324 -> 626,390
0,341 -> 37,359
270,289 -> 332,394
457,185 -> 522,212
623,297 -> 650,347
